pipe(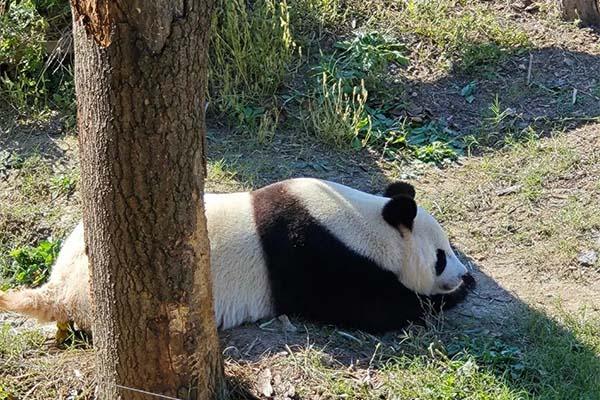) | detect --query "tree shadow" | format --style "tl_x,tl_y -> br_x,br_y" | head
206,128 -> 391,193
218,254 -> 600,398
404,46 -> 600,150
0,109 -> 71,163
